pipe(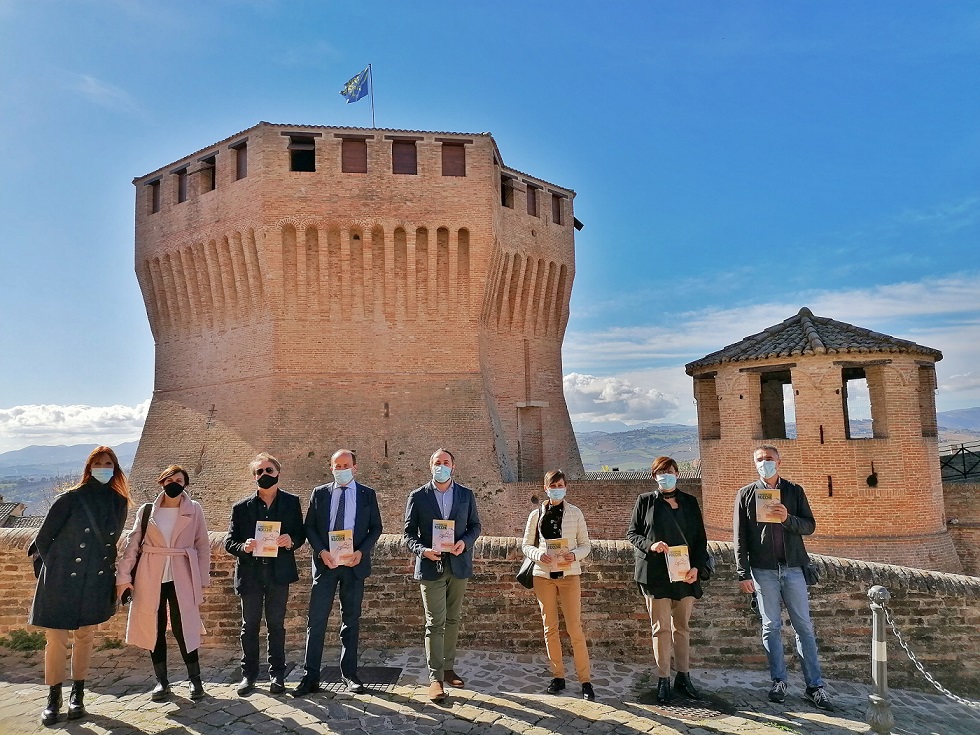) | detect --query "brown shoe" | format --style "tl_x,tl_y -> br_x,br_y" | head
444,669 -> 465,688
428,680 -> 446,702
